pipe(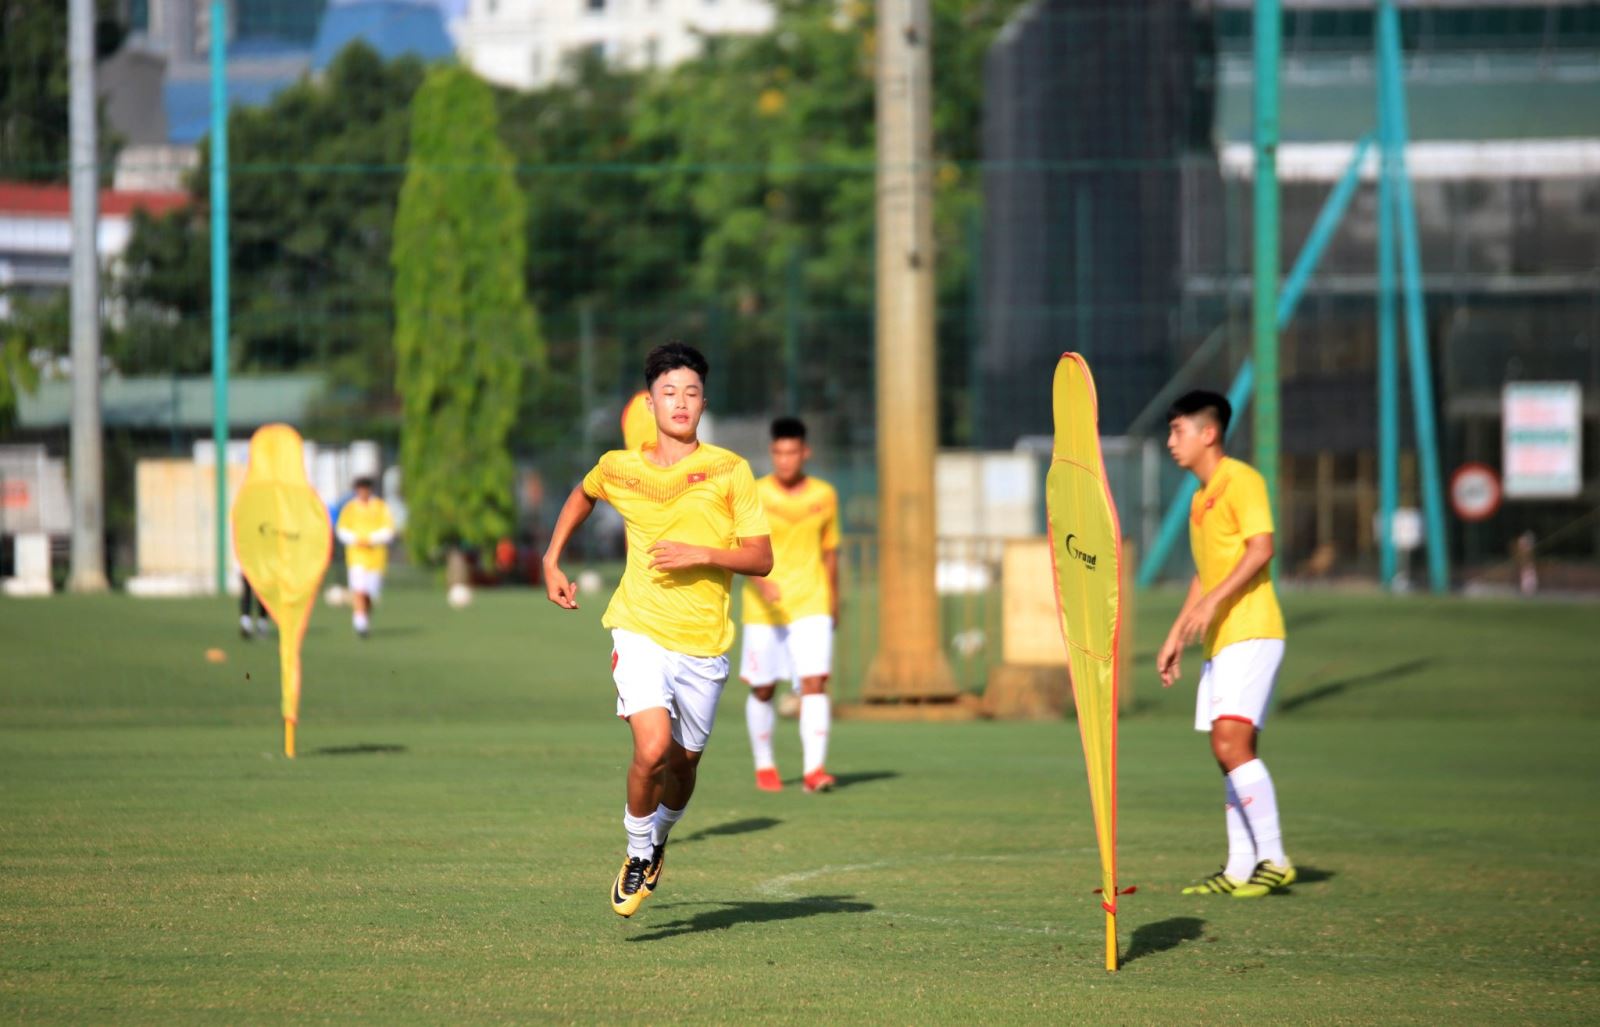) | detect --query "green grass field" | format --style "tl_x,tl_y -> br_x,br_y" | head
3,584 -> 1597,1023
